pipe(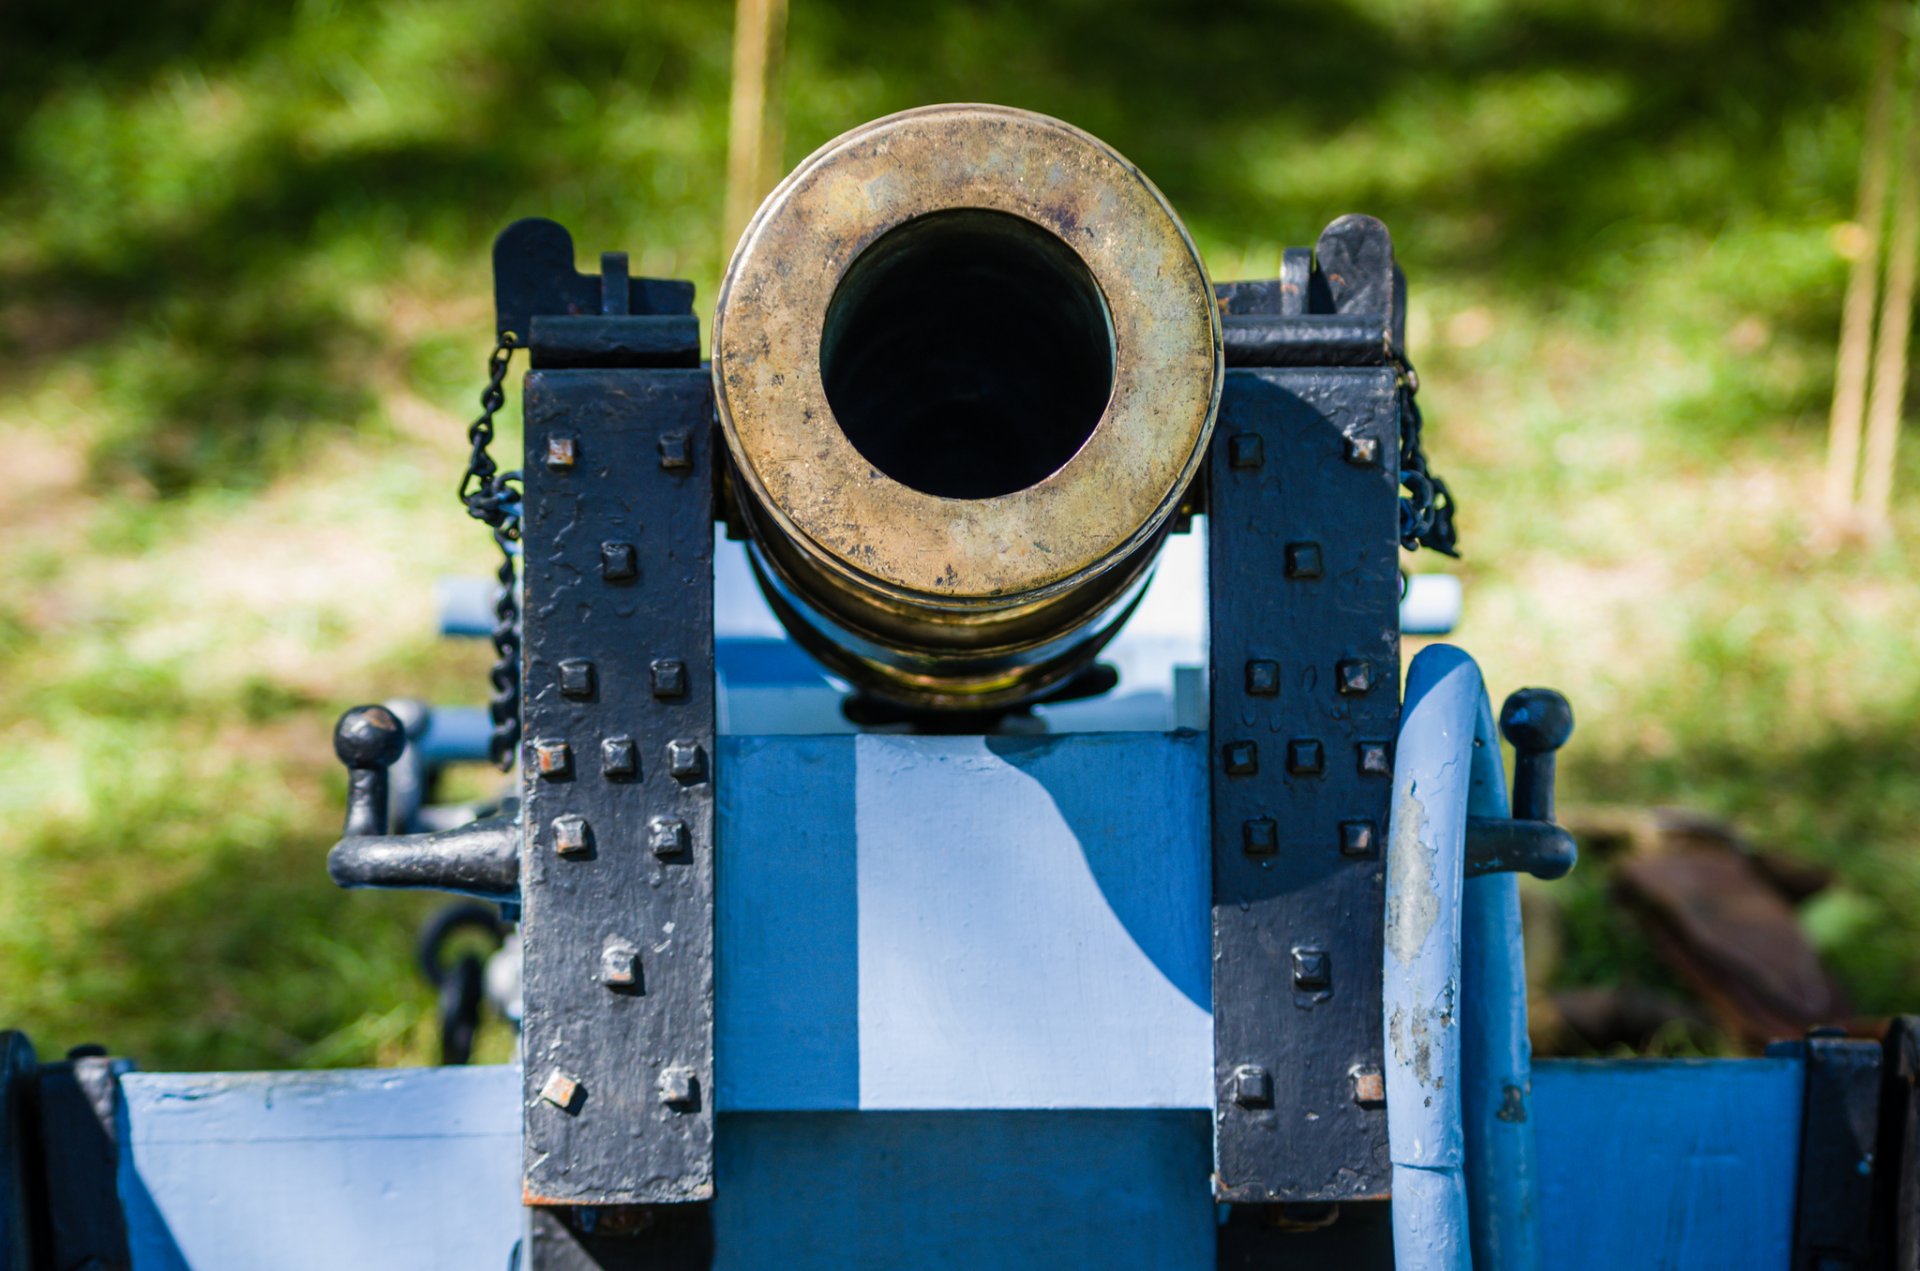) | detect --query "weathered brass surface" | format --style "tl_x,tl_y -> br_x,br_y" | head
714,104 -> 1222,709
